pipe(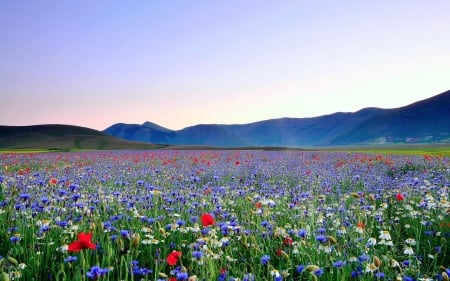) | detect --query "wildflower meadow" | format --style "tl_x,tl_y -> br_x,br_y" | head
0,150 -> 448,281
